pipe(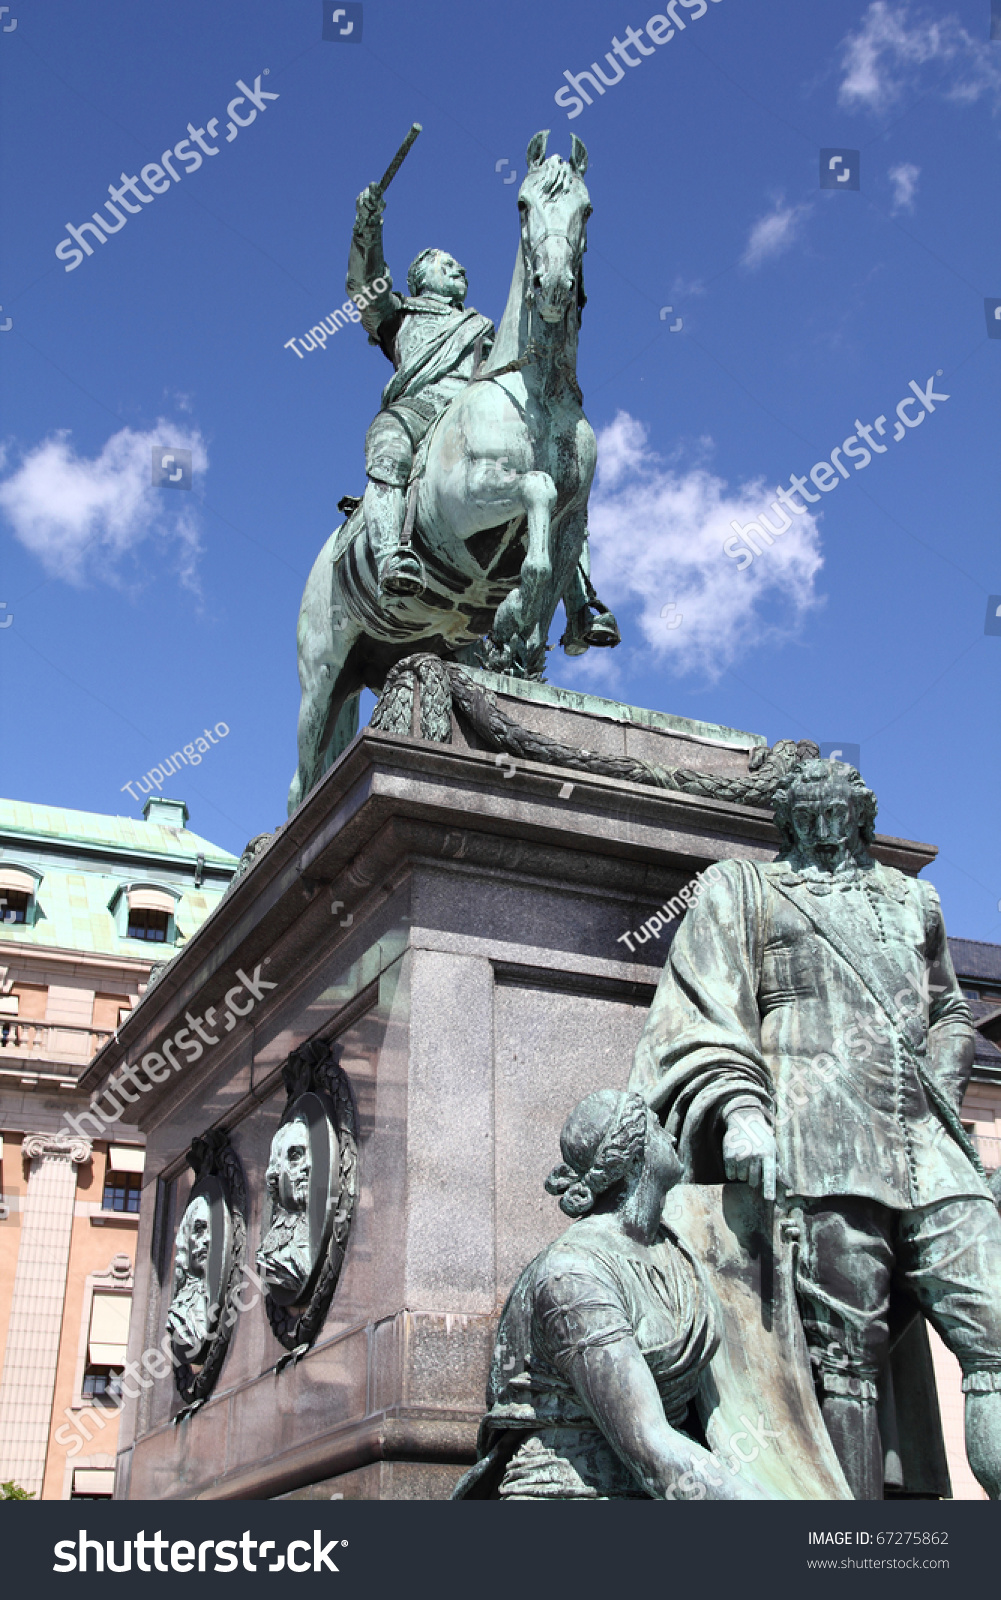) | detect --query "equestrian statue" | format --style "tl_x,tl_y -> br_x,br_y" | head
288,127 -> 619,814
